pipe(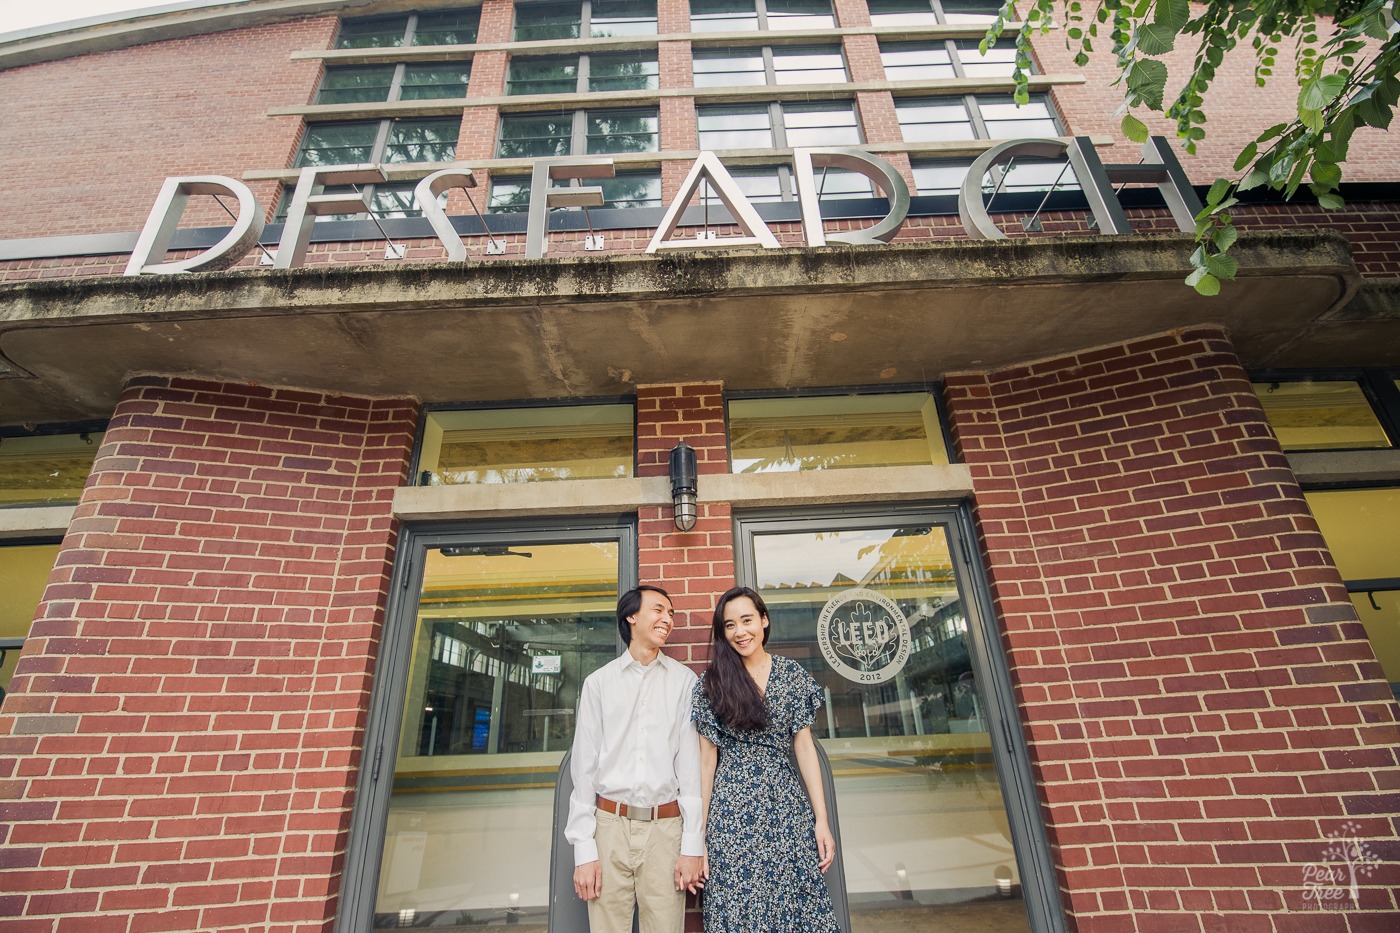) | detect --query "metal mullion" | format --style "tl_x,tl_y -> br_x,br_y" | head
761,45 -> 777,85
403,12 -> 419,45
581,0 -> 594,37
1364,369 -> 1400,445
572,108 -> 589,156
932,0 -> 950,24
369,119 -> 394,163
776,164 -> 796,201
387,63 -> 408,103
964,93 -> 990,138
755,0 -> 770,31
945,38 -> 966,79
578,52 -> 591,94
768,100 -> 786,148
